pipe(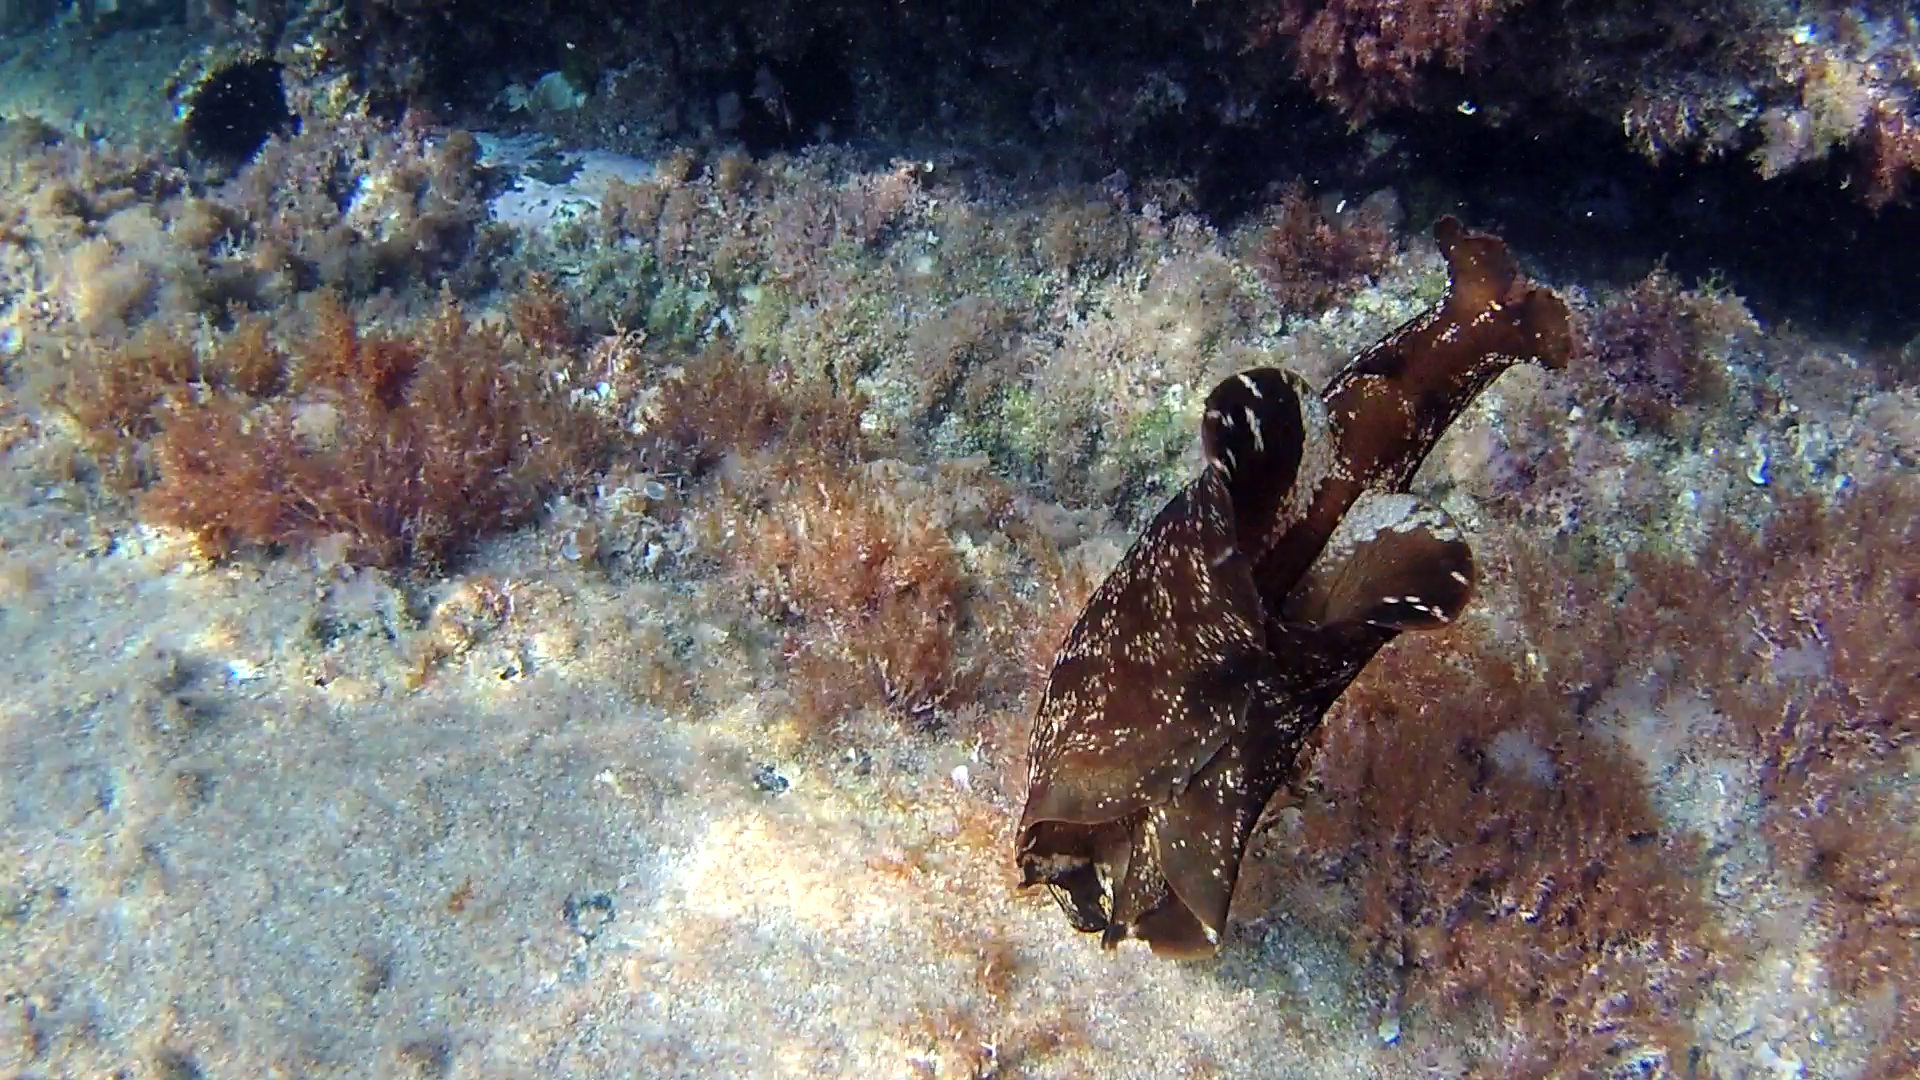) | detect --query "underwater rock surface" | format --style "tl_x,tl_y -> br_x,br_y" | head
0,4 -> 1915,1079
